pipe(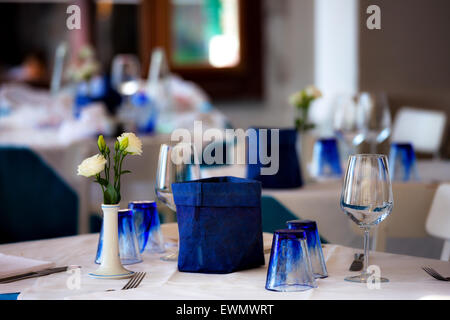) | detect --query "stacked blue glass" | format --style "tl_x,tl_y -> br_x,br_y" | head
389,142 -> 419,182
129,201 -> 165,253
287,220 -> 328,278
95,209 -> 142,265
265,229 -> 317,292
